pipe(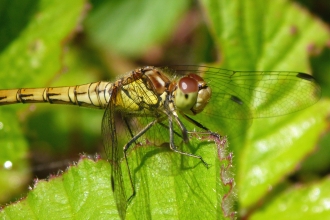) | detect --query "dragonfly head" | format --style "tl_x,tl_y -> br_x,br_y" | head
174,74 -> 211,115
